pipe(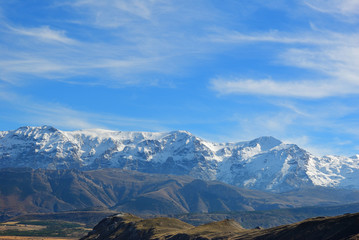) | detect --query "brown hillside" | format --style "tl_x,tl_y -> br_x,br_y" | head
80,212 -> 359,240
0,168 -> 306,220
